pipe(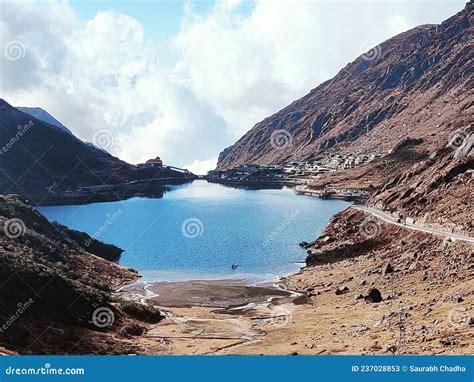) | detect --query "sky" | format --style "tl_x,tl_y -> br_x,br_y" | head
0,0 -> 466,174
